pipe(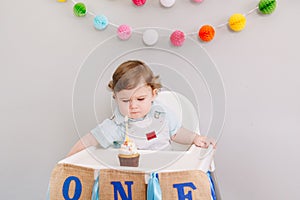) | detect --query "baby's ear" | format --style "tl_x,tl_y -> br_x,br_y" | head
152,89 -> 158,97
112,94 -> 116,99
